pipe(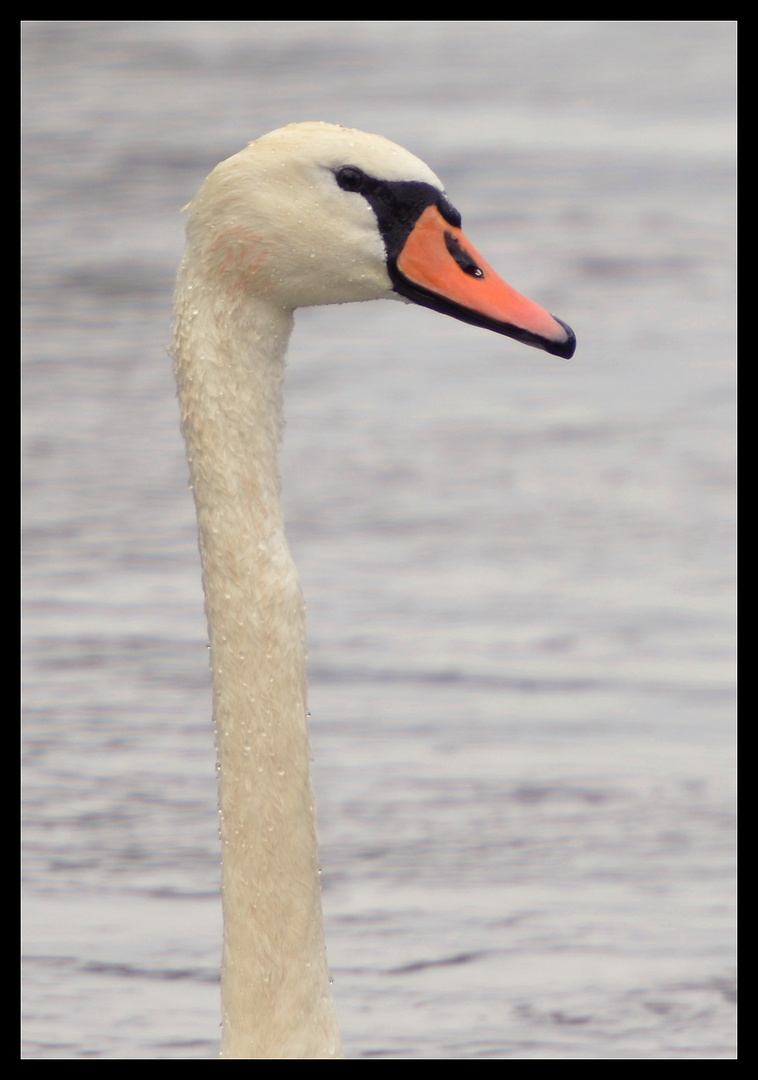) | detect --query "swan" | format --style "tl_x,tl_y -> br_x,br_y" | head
171,122 -> 575,1059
